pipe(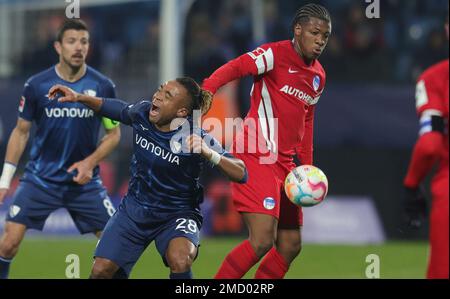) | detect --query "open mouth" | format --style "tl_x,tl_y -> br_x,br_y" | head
150,104 -> 160,117
313,48 -> 322,55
